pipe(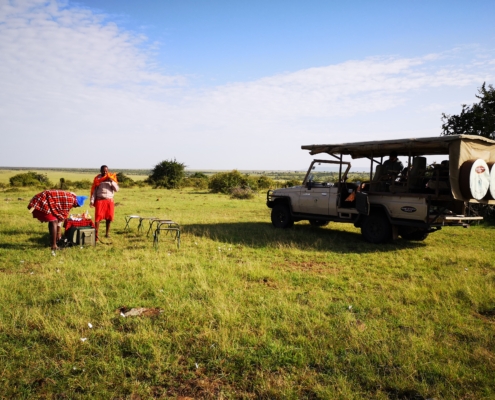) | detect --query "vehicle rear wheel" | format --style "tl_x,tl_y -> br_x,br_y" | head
361,214 -> 392,244
399,227 -> 429,241
309,220 -> 329,227
271,204 -> 294,228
